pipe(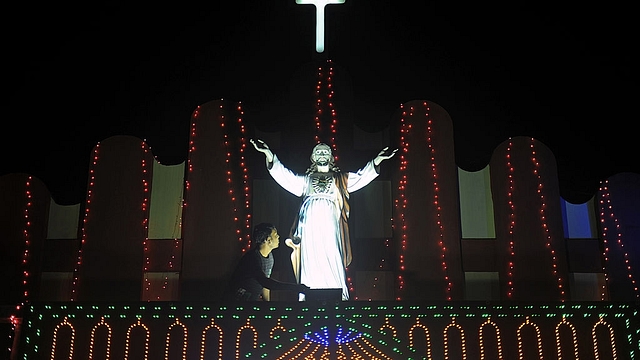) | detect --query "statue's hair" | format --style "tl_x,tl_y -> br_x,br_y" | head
306,143 -> 340,174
